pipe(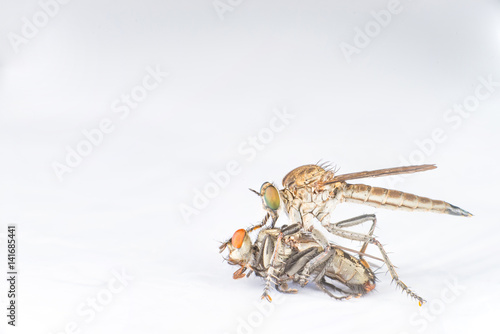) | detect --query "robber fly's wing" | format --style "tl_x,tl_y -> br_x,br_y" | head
323,164 -> 436,184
